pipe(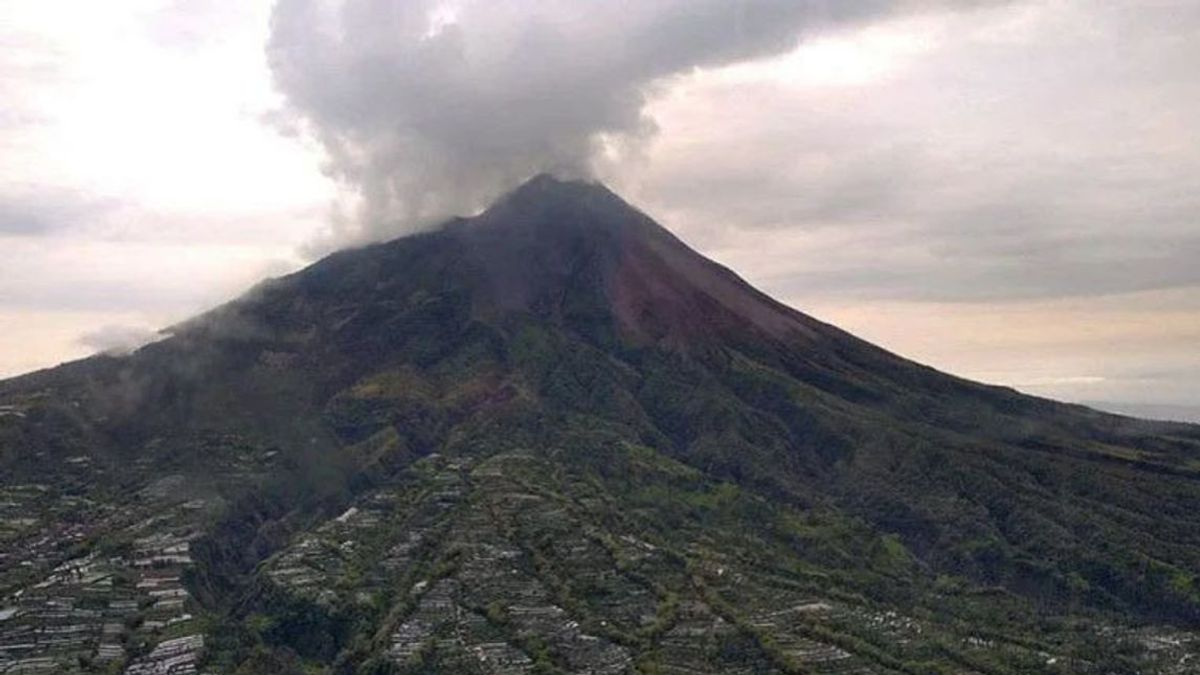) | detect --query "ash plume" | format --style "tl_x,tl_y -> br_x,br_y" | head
267,0 -> 990,248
